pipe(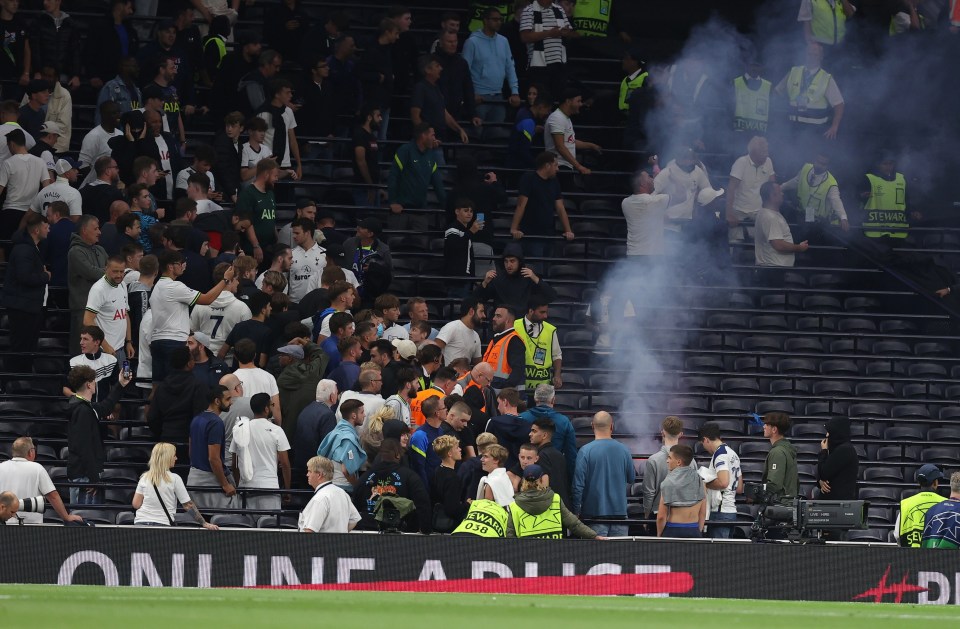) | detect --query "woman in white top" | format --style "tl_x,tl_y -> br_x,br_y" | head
132,443 -> 219,529
476,444 -> 515,507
